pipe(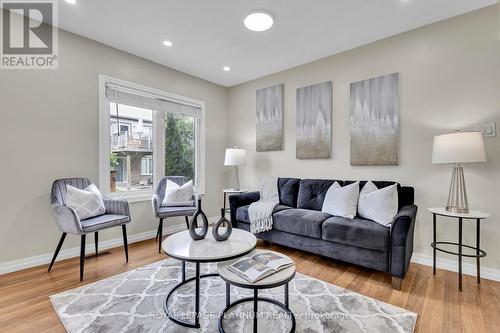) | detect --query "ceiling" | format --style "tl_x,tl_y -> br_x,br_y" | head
58,0 -> 497,87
